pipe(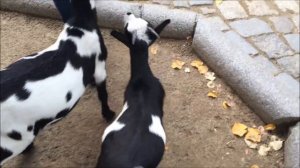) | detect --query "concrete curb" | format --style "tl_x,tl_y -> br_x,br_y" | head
0,0 -> 197,39
285,122 -> 300,168
193,18 -> 300,125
